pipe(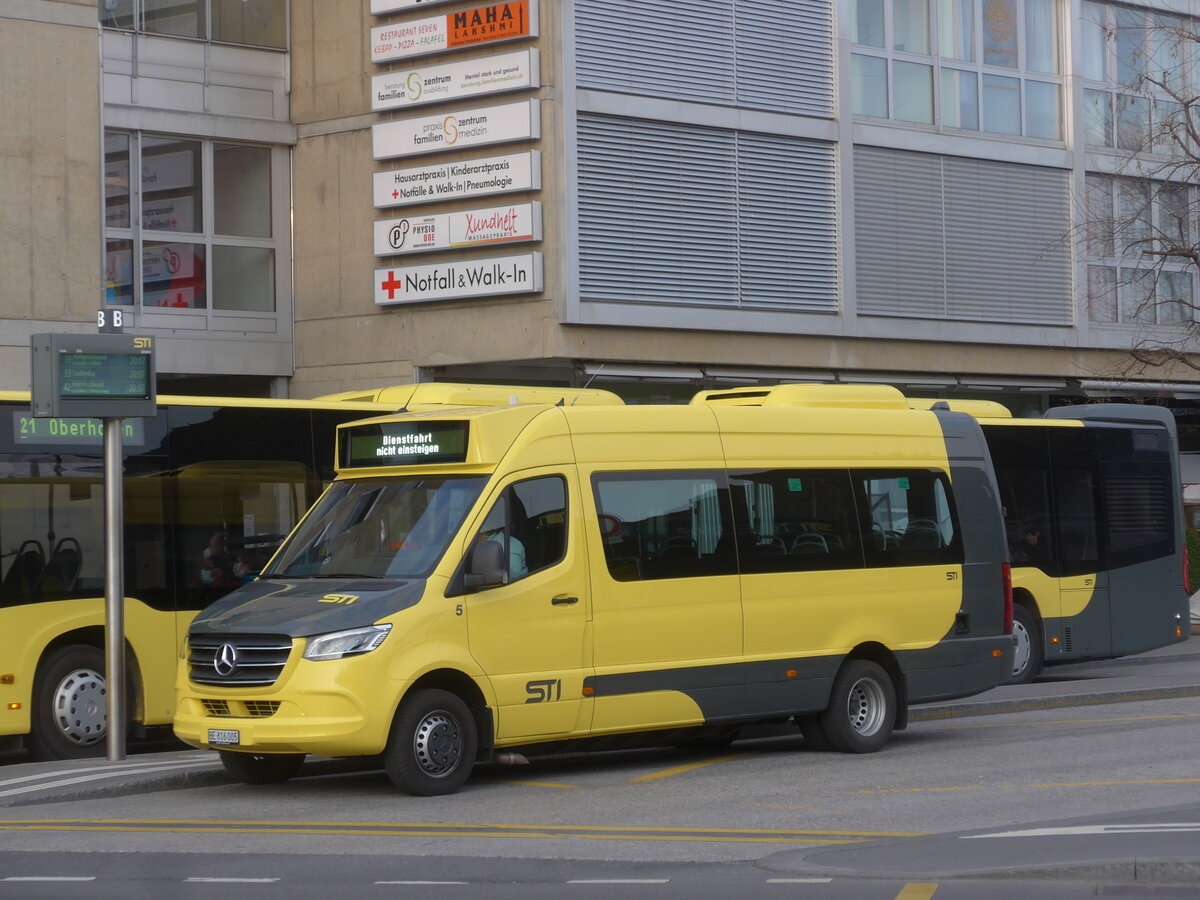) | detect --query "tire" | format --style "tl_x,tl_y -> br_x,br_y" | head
817,660 -> 896,754
384,689 -> 477,796
1009,604 -> 1043,685
29,645 -> 110,761
219,750 -> 306,785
